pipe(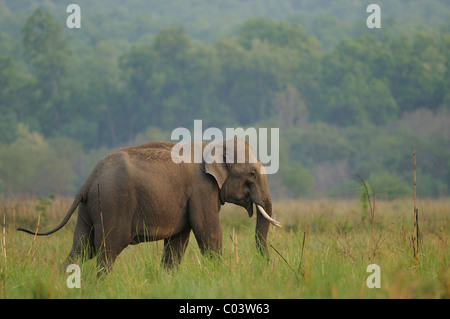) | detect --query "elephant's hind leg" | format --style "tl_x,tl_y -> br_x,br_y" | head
60,207 -> 95,272
162,228 -> 191,269
94,225 -> 130,276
